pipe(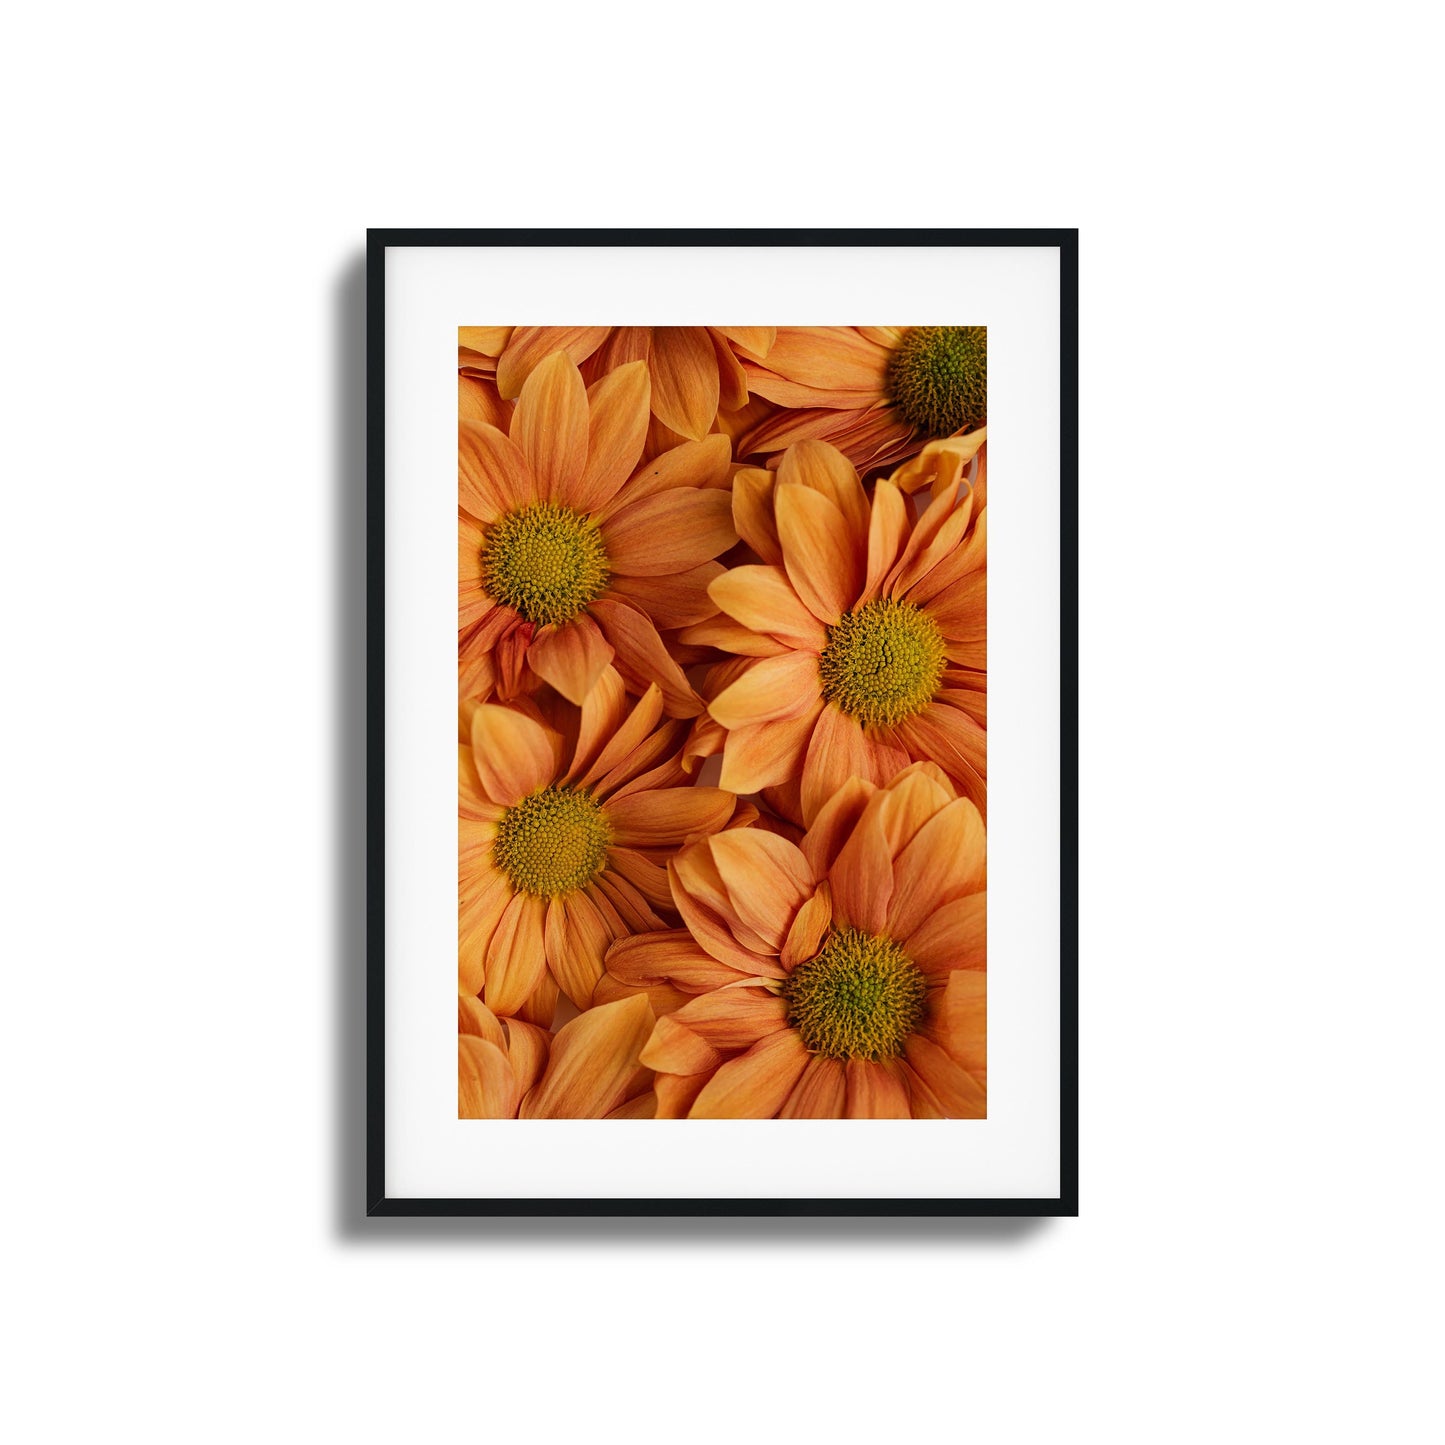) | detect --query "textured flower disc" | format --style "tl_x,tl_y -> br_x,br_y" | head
480,503 -> 610,627
818,597 -> 946,728
493,784 -> 611,897
784,927 -> 928,1061
886,324 -> 987,436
